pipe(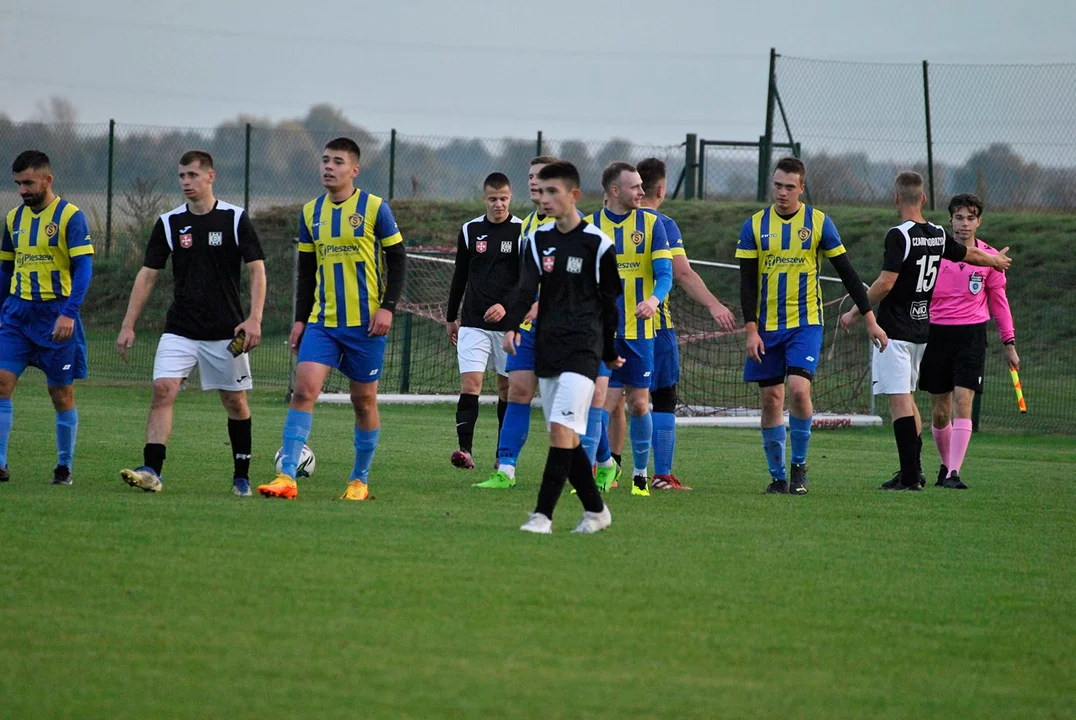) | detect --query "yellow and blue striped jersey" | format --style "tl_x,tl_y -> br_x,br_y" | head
587,208 -> 672,340
655,212 -> 686,331
735,204 -> 846,331
2,196 -> 93,302
298,189 -> 404,328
